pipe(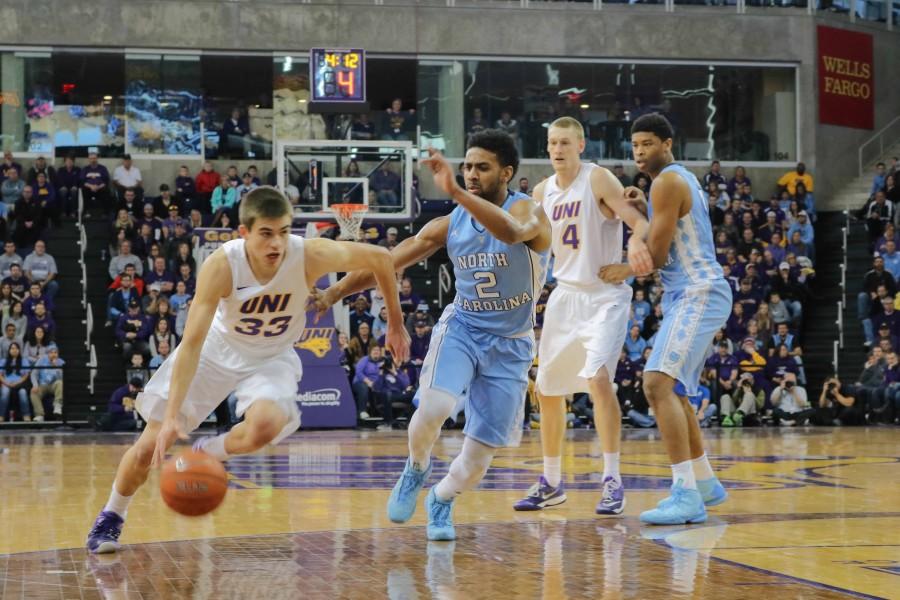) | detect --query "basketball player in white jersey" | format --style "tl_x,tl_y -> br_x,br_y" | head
514,117 -> 653,514
86,187 -> 409,554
